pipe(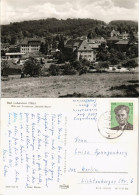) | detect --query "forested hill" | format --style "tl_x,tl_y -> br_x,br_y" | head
109,20 -> 138,30
1,18 -> 138,44
1,18 -> 105,42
